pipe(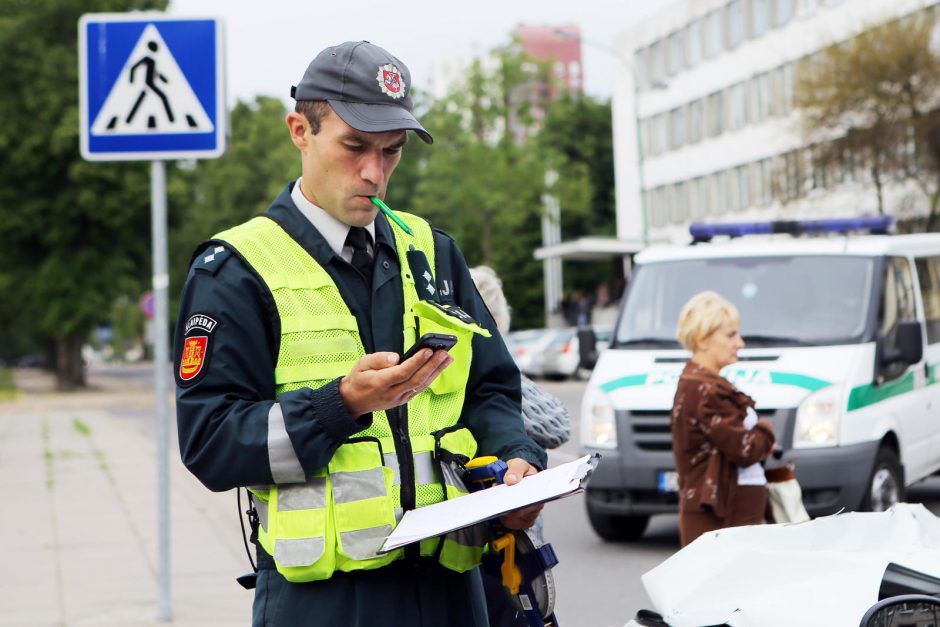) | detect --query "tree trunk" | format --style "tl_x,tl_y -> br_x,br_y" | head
871,163 -> 885,215
55,332 -> 85,390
